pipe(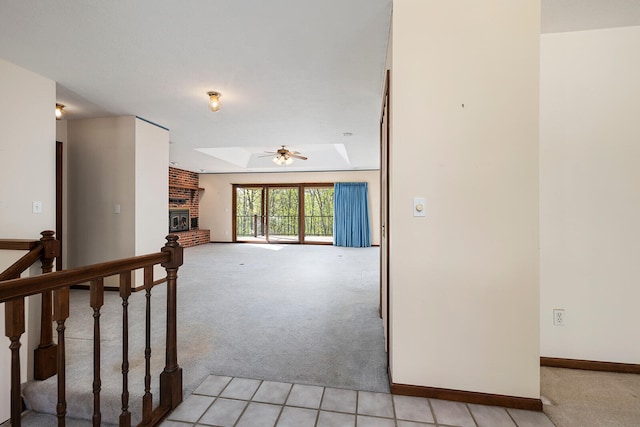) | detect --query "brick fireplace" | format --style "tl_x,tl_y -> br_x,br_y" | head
169,167 -> 210,247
